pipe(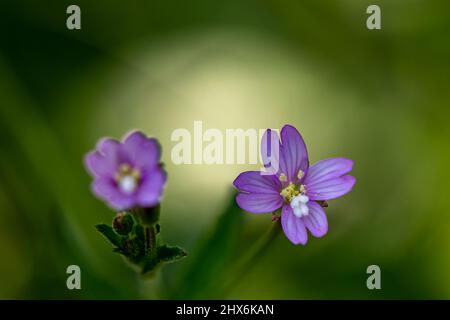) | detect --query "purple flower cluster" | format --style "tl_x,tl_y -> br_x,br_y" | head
84,131 -> 167,211
233,125 -> 355,245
